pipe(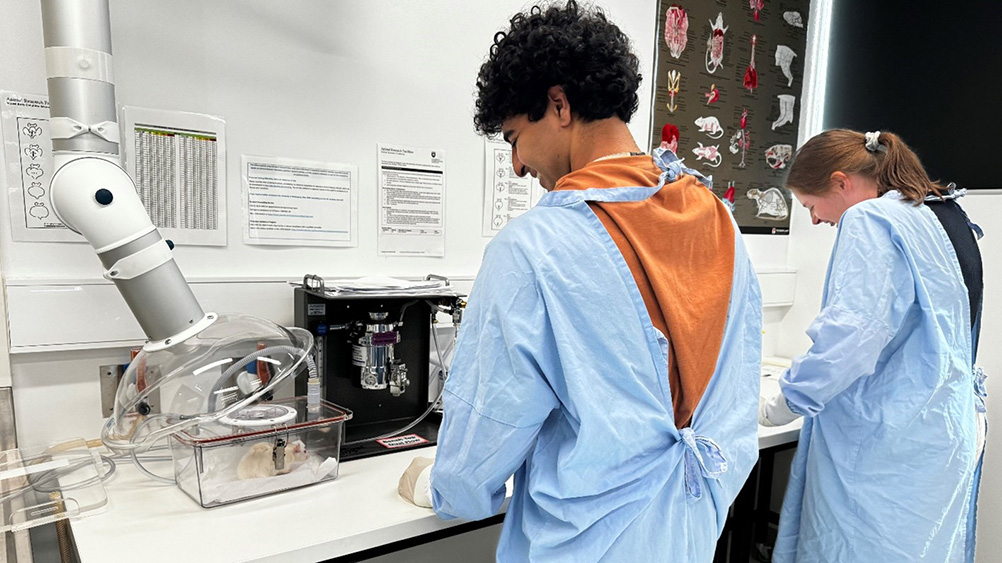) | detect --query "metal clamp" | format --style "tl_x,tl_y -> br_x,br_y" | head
45,45 -> 114,83
49,117 -> 120,144
103,241 -> 172,281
